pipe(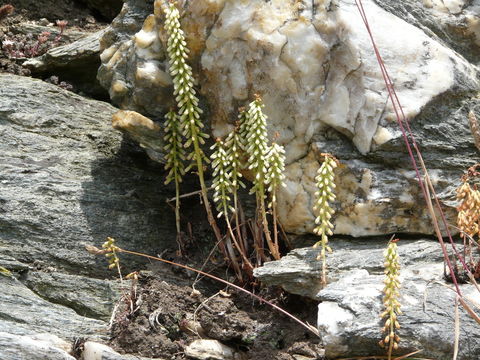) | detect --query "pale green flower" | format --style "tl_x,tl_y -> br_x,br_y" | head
163,1 -> 209,171
312,154 -> 338,285
379,240 -> 402,359
211,138 -> 234,218
265,142 -> 286,208
240,95 -> 270,196
164,109 -> 185,185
